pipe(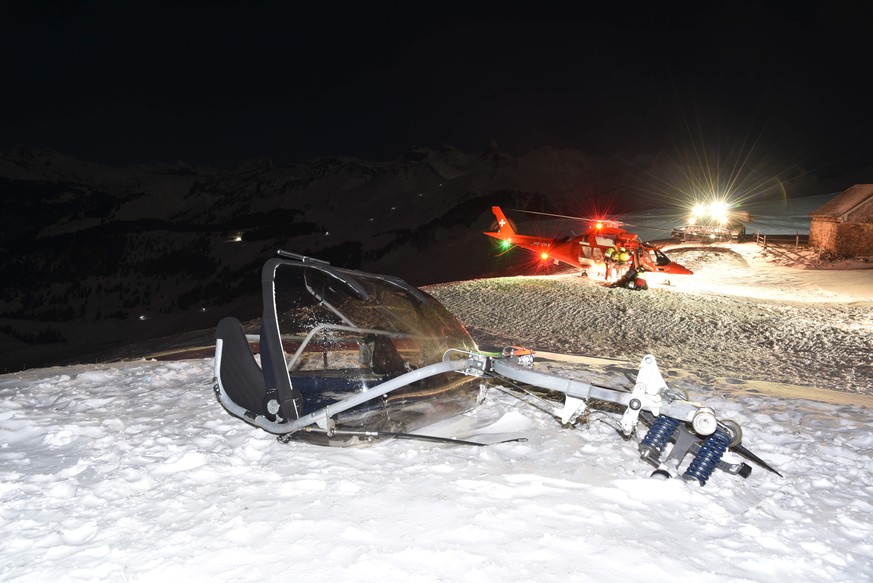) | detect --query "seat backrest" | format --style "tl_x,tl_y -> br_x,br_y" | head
215,317 -> 267,415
